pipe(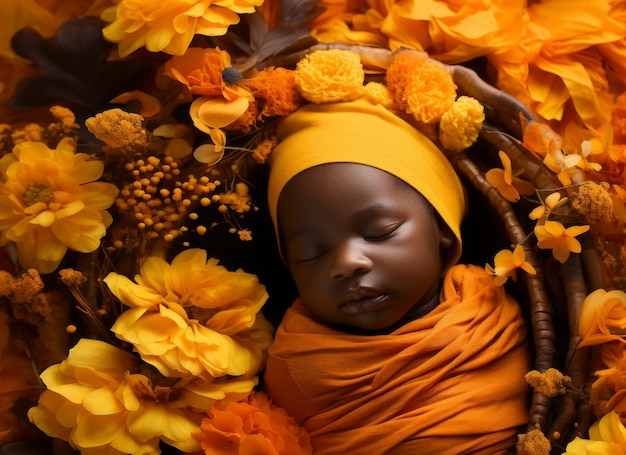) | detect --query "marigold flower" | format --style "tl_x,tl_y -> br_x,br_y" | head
525,368 -> 571,397
294,49 -> 365,103
534,220 -> 590,264
200,391 -> 312,455
386,51 -> 457,123
101,0 -> 262,57
27,338 -> 255,454
243,66 -> 305,118
363,82 -> 396,109
439,96 -> 485,152
104,248 -> 273,380
563,412 -> 626,454
0,138 -> 118,274
486,150 -> 535,202
579,288 -> 626,347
